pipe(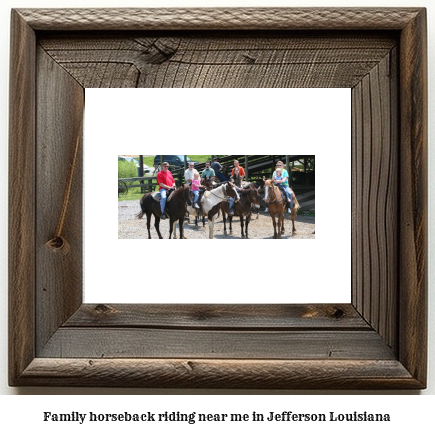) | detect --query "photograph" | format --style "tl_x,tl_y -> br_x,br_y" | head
118,154 -> 316,240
